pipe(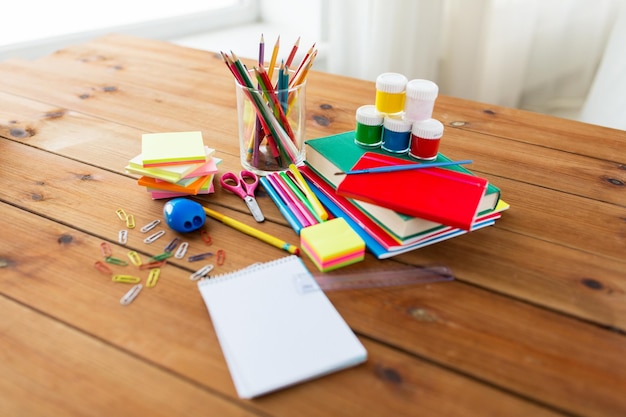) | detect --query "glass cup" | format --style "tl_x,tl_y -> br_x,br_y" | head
234,68 -> 306,175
